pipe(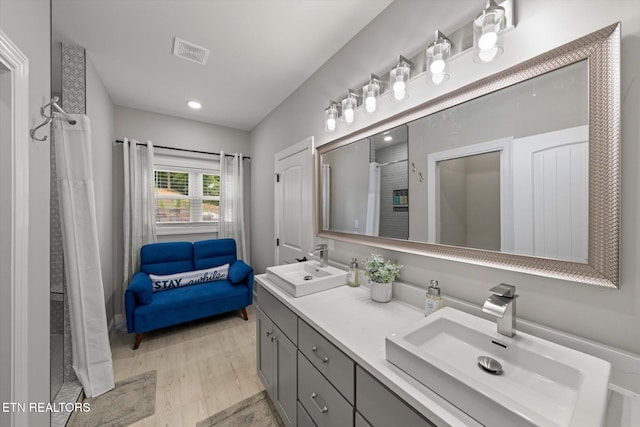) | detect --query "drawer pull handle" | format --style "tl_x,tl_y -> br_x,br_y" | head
312,346 -> 330,363
310,393 -> 328,414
